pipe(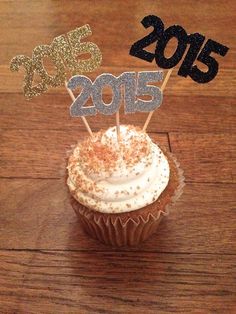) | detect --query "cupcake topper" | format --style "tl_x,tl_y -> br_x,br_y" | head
10,24 -> 102,137
130,15 -> 229,83
67,71 -> 164,116
67,70 -> 165,139
9,15 -> 225,138
129,14 -> 229,130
